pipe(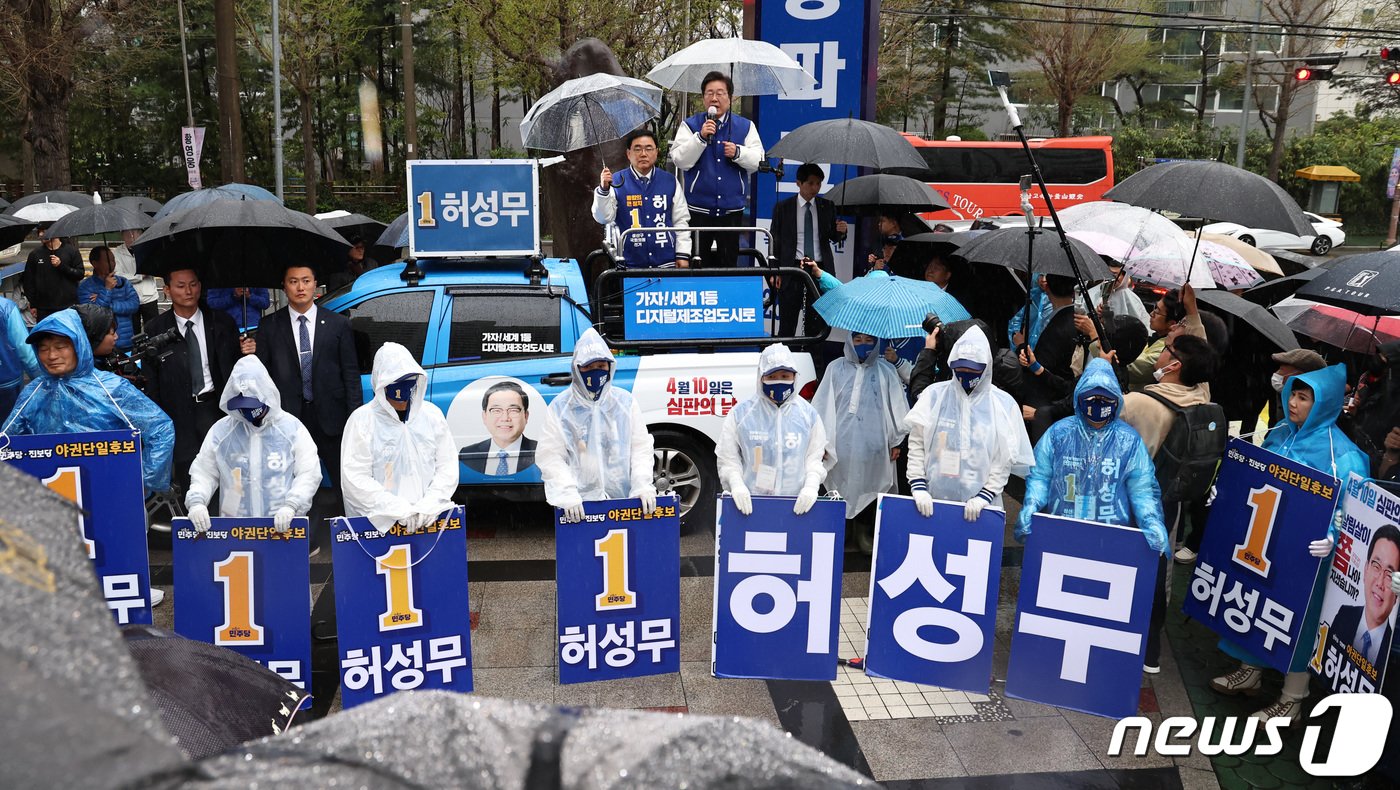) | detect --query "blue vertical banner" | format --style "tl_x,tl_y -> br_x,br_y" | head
1183,439 -> 1335,673
865,496 -> 1004,694
713,495 -> 845,680
622,276 -> 766,340
406,160 -> 540,257
2,430 -> 152,625
1006,514 -> 1157,719
172,517 -> 312,691
555,496 -> 681,684
330,508 -> 474,708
